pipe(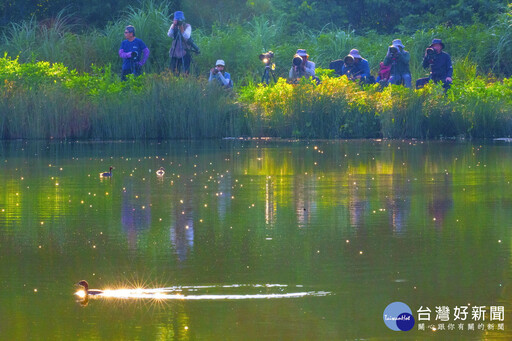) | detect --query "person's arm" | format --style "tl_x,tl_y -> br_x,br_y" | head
445,53 -> 453,80
218,72 -> 231,87
361,60 -> 371,78
182,24 -> 191,40
289,67 -> 295,79
139,48 -> 150,66
399,50 -> 410,64
305,61 -> 315,77
422,55 -> 430,69
167,24 -> 176,38
119,49 -> 132,59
